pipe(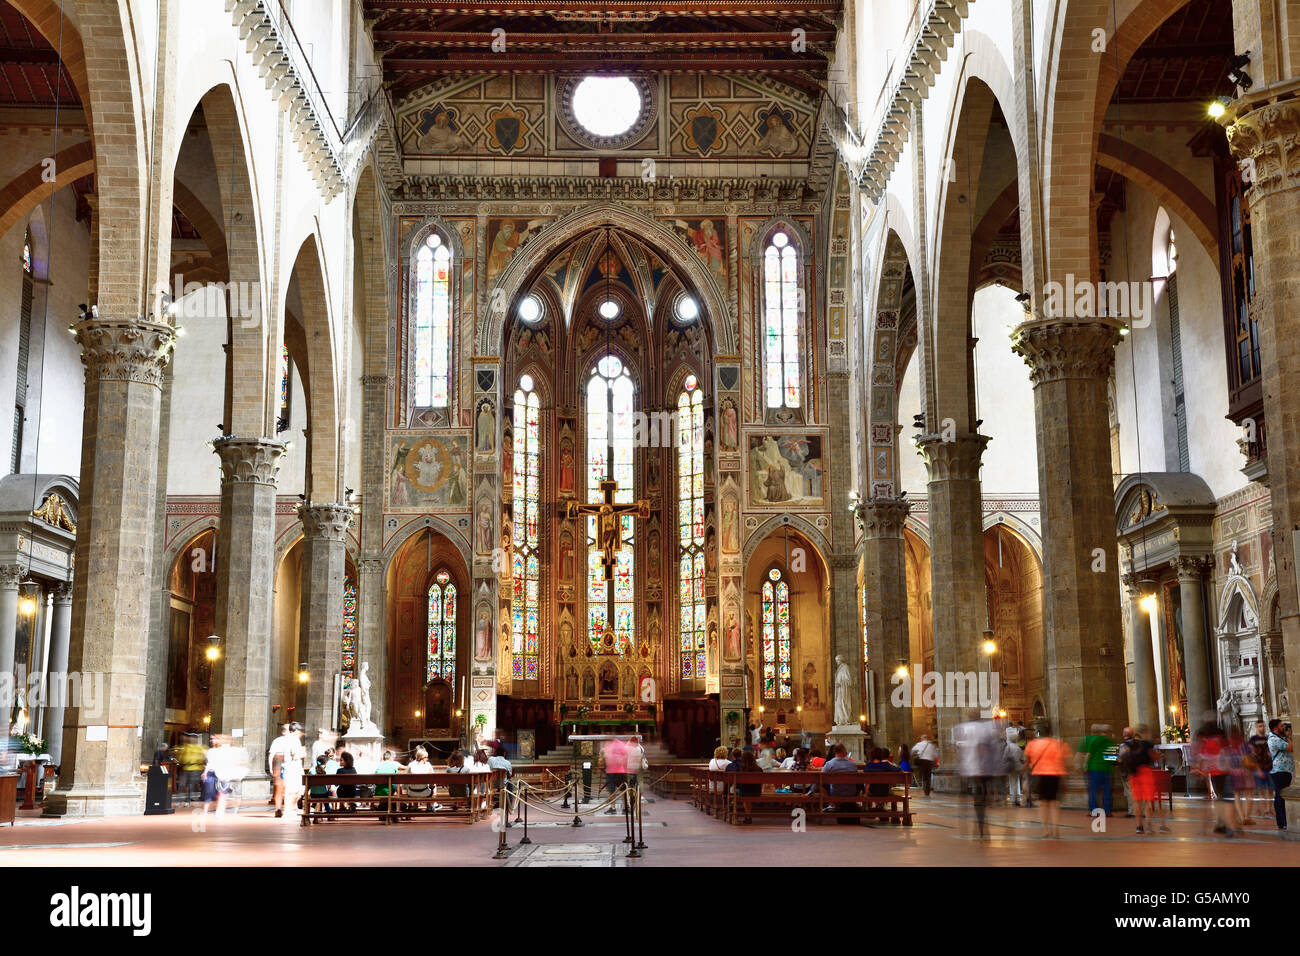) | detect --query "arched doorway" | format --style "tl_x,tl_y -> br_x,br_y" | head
165,529 -> 218,736
983,523 -> 1045,724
